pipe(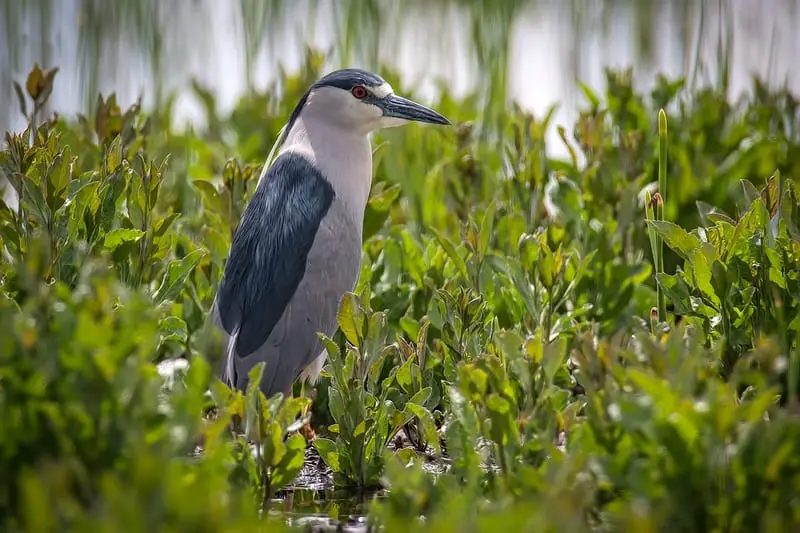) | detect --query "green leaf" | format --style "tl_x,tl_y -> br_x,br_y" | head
98,172 -> 126,233
764,247 -> 786,289
22,179 -> 51,227
395,356 -> 414,394
353,420 -> 367,438
478,200 -> 496,257
362,182 -> 400,242
328,387 -> 345,422
542,338 -> 567,383
159,316 -> 188,344
0,222 -> 21,255
538,245 -> 556,288
313,438 -> 341,472
688,248 -> 719,307
153,212 -> 180,238
741,179 -> 760,209
368,182 -> 401,211
408,387 -> 432,407
394,447 -> 418,465
648,220 -> 719,307
656,273 -> 693,315
337,292 -> 364,346
404,402 -> 441,455
271,433 -> 306,487
153,249 -> 206,303
193,179 -> 223,214
647,220 -> 701,262
430,227 -> 469,280
485,393 -> 517,446
103,228 -> 144,250
126,176 -> 147,229
106,135 -> 122,173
